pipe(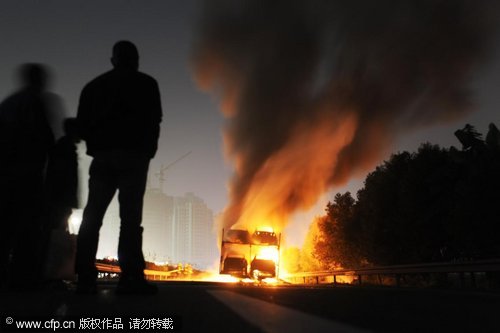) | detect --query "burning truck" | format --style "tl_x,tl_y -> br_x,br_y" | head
219,228 -> 281,281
